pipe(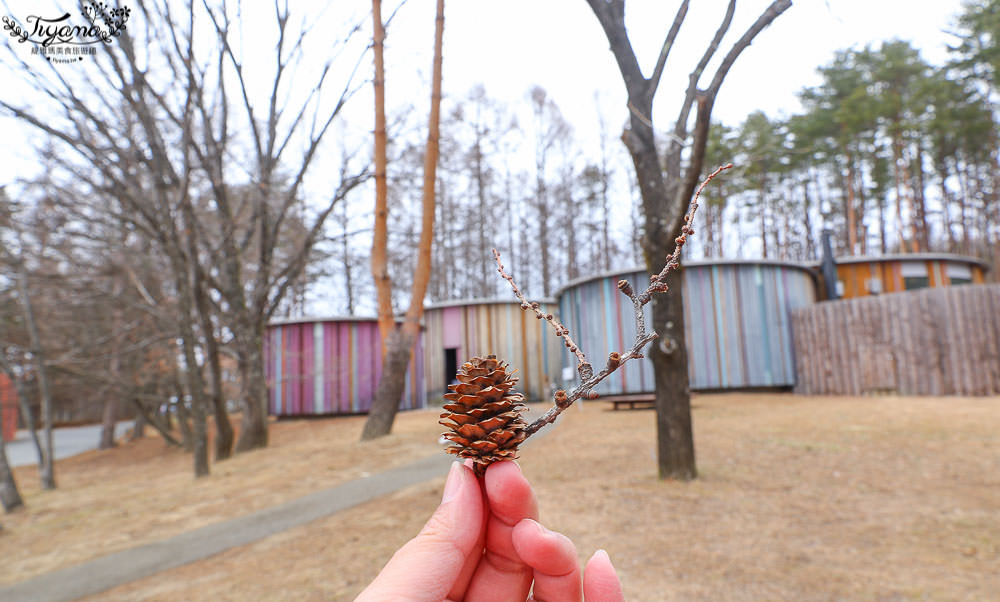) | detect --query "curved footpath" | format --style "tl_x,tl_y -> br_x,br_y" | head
1,452 -> 455,601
